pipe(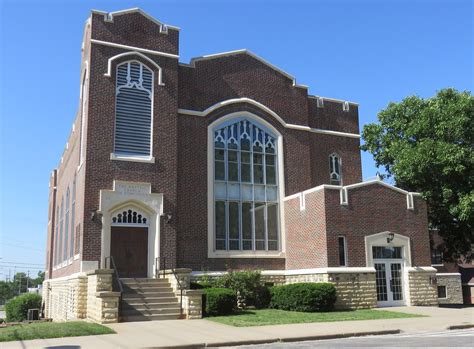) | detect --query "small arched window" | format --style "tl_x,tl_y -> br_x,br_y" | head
70,176 -> 76,259
329,153 -> 342,185
114,61 -> 153,157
